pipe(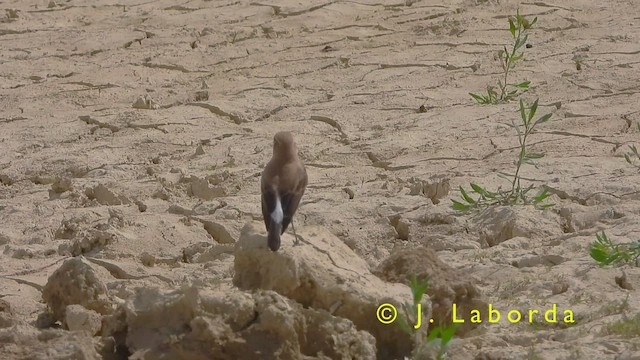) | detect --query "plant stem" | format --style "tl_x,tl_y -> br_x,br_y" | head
511,127 -> 529,194
499,24 -> 522,100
